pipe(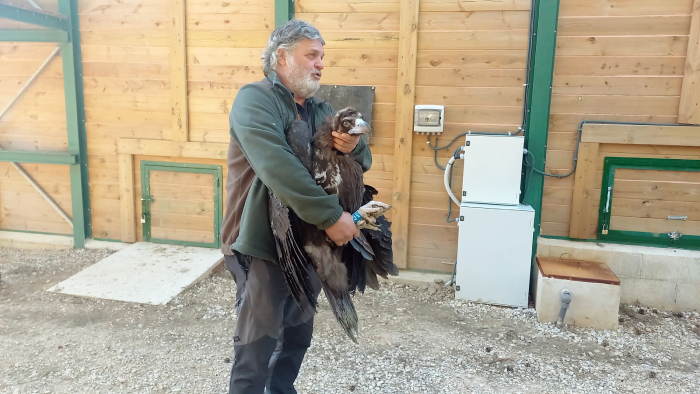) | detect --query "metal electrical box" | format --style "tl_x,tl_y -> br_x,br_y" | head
455,203 -> 535,308
461,135 -> 524,206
